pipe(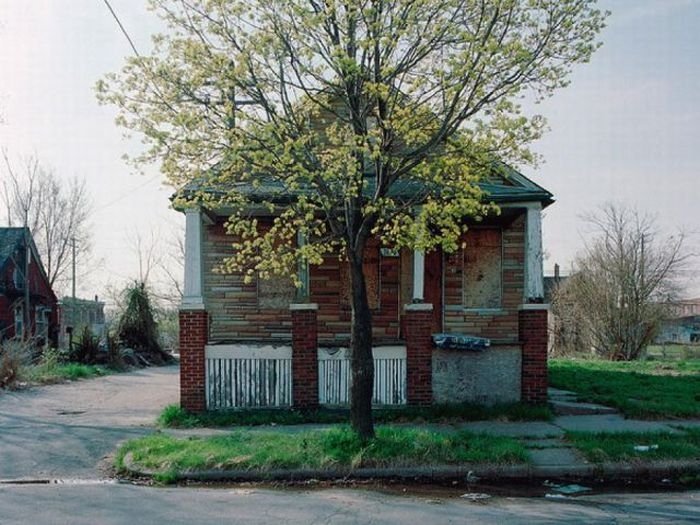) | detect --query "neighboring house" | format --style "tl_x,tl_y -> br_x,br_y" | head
0,227 -> 58,345
176,163 -> 553,413
656,298 -> 700,345
57,296 -> 106,348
